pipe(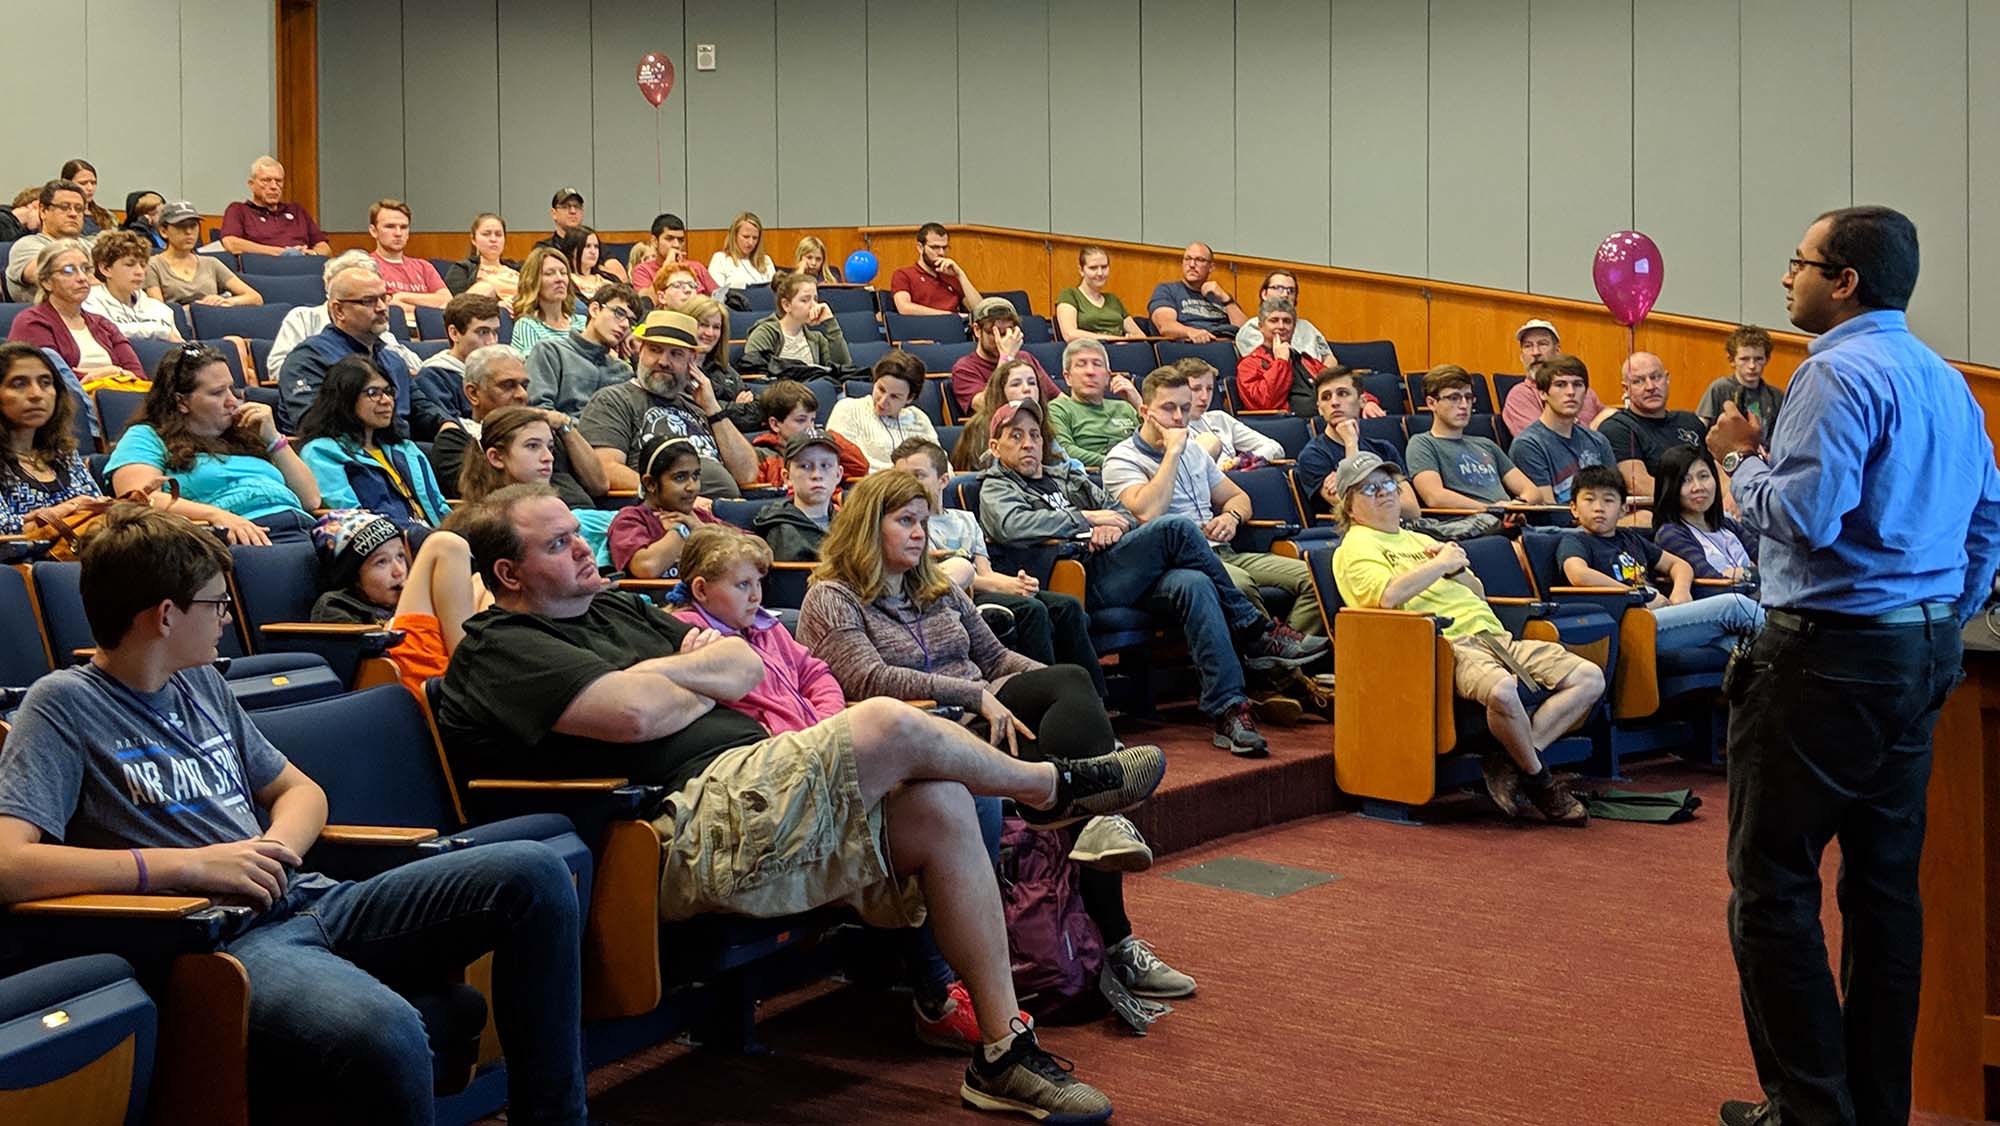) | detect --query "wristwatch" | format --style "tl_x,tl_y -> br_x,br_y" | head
706,409 -> 730,424
1722,451 -> 1748,473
